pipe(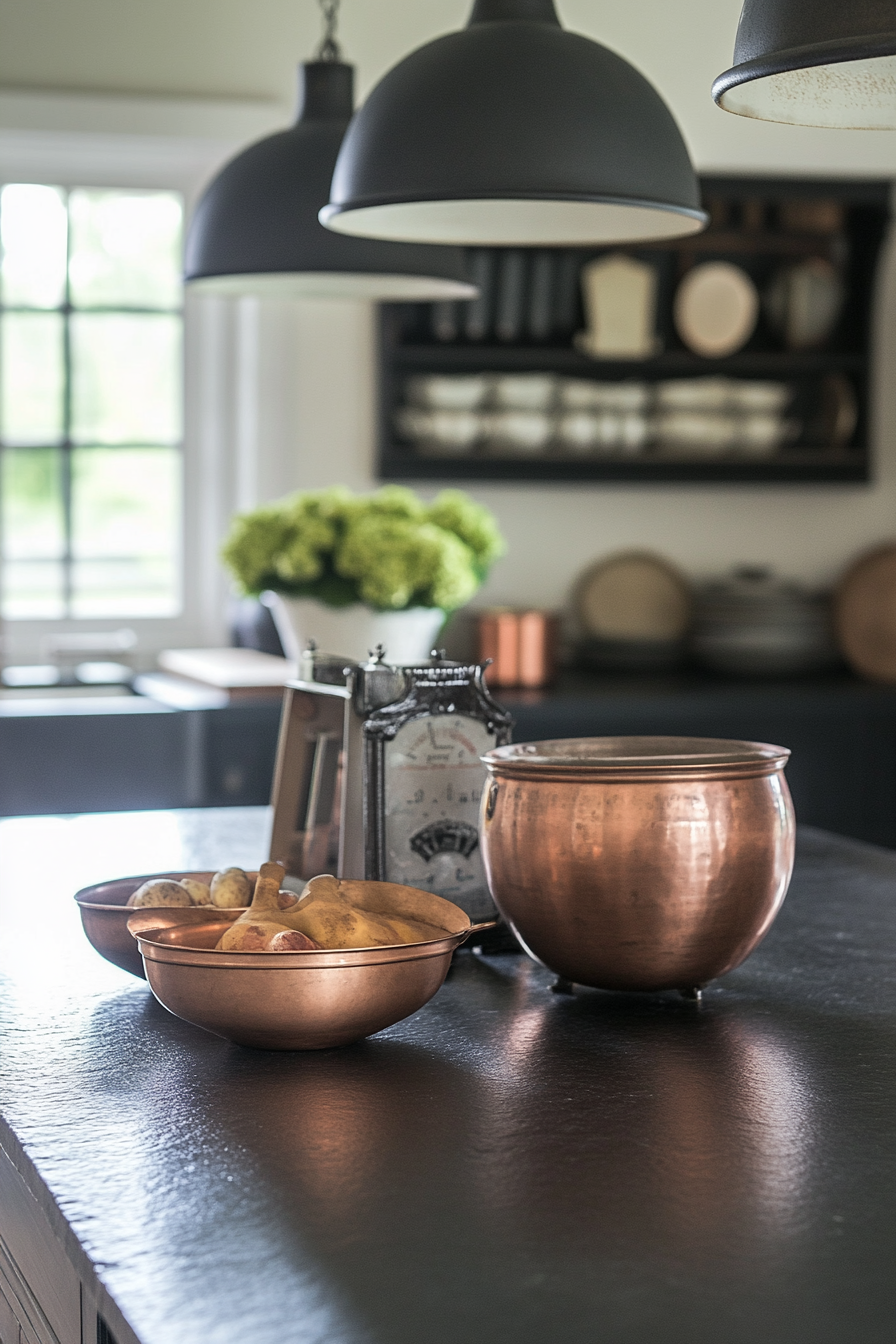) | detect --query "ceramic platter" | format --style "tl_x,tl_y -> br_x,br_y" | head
764,258 -> 844,351
575,551 -> 692,642
674,262 -> 759,359
821,373 -> 858,448
834,545 -> 896,682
